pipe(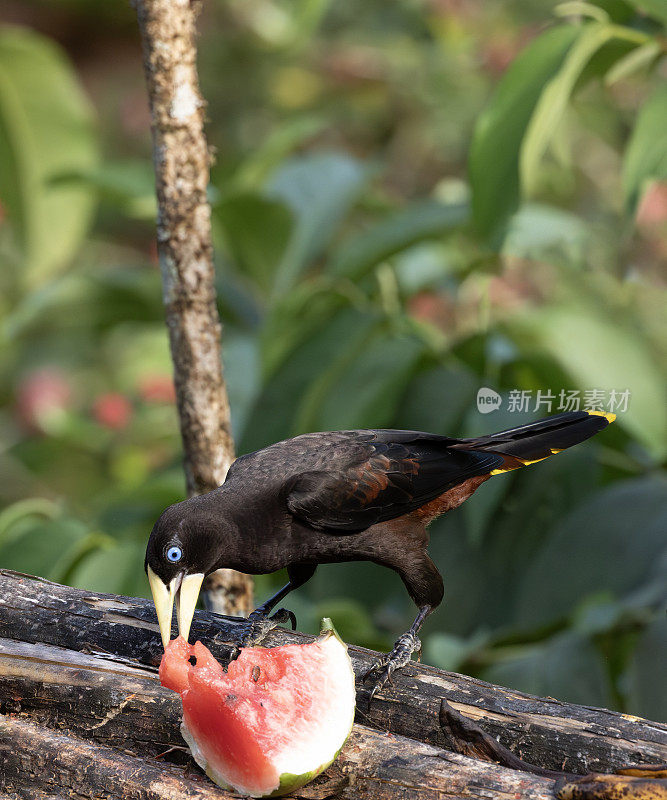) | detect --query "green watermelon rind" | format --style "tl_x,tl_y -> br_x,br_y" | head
179,619 -> 355,798
182,720 -> 350,798
271,740 -> 347,797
